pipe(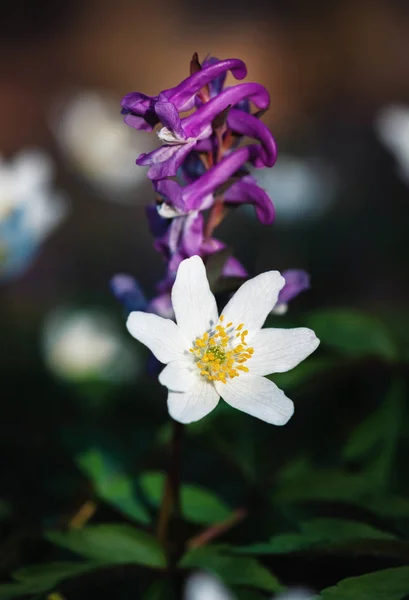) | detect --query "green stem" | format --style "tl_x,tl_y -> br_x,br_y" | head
156,420 -> 184,549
